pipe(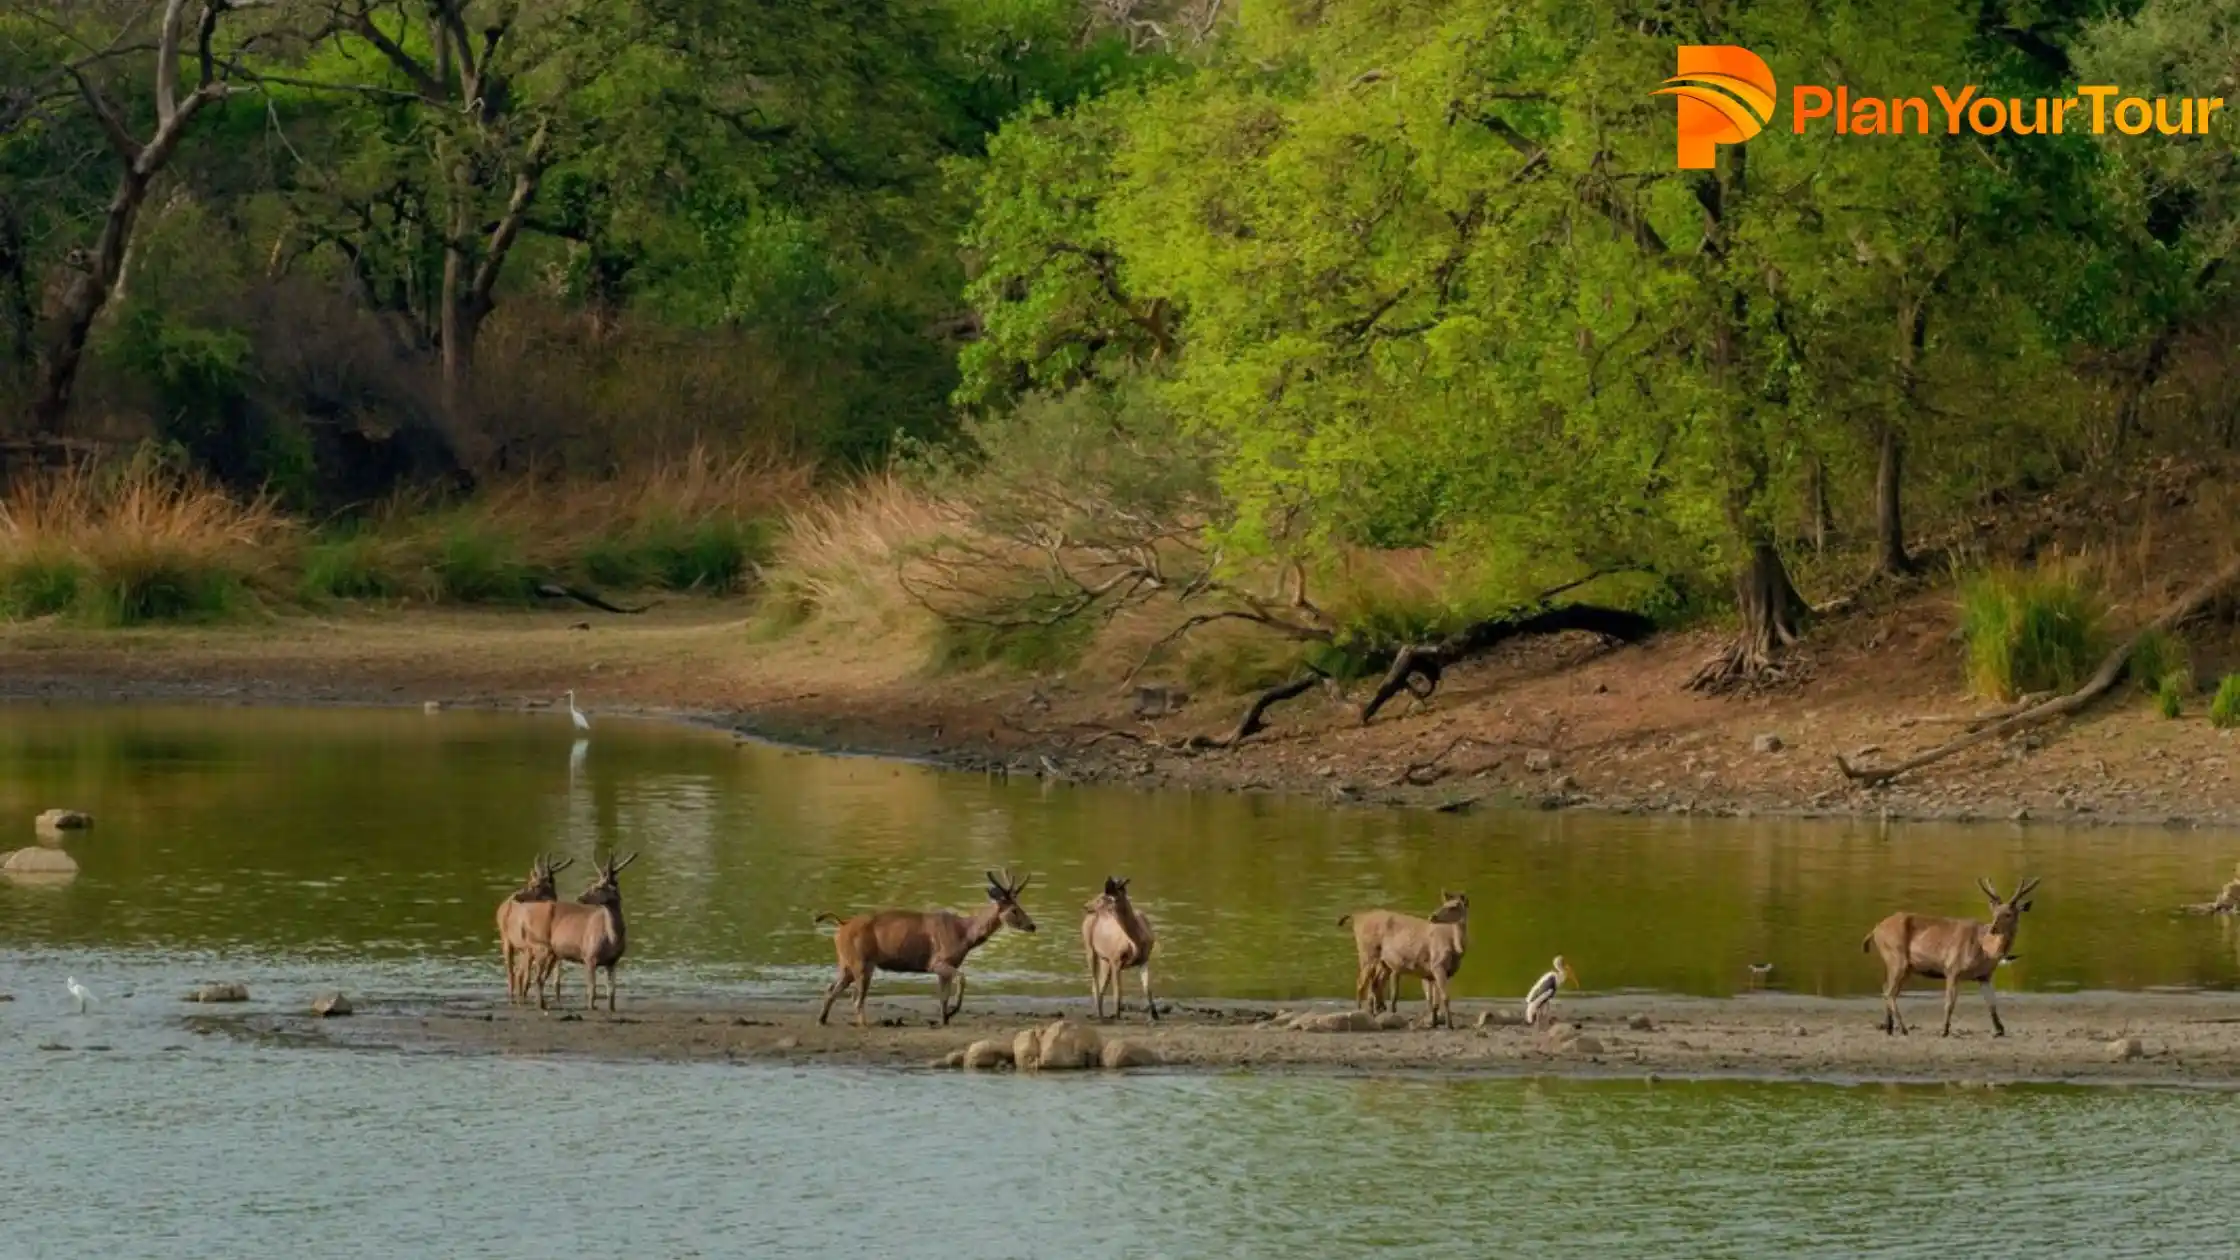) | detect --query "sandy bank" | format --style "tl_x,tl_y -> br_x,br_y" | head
276,991 -> 2240,1087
